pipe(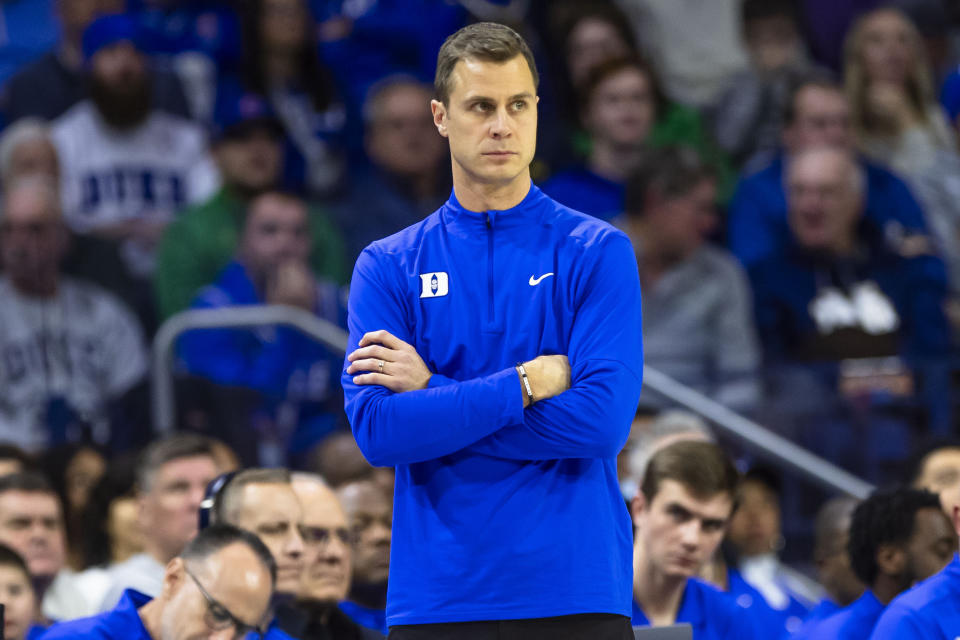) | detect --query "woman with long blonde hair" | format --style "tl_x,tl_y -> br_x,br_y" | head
844,7 -> 956,175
